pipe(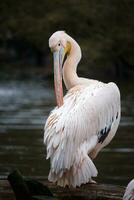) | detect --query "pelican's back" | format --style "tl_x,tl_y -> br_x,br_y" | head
44,81 -> 120,187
